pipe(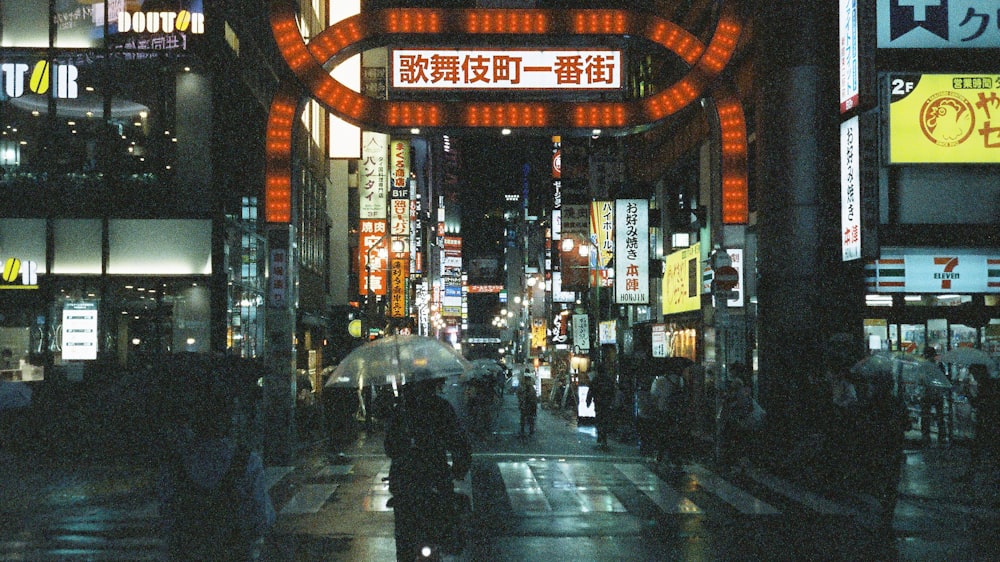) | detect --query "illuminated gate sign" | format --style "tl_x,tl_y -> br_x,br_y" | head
392,49 -> 621,90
